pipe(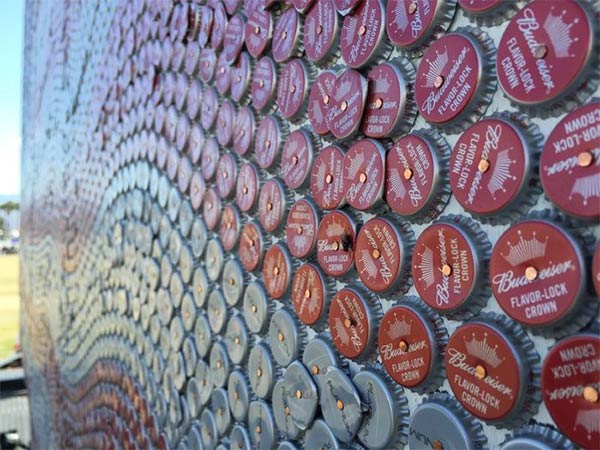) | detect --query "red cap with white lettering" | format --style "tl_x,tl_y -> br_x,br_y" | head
450,112 -> 543,223
489,211 -> 595,338
496,0 -> 599,116
385,128 -> 451,223
378,298 -> 447,392
386,0 -> 457,56
412,215 -> 491,319
542,333 -> 600,449
540,101 -> 600,221
328,285 -> 382,360
446,312 -> 541,428
414,27 -> 496,134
